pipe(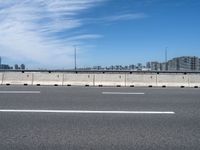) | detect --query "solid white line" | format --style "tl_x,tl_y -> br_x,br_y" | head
102,92 -> 145,95
0,110 -> 175,114
0,91 -> 40,94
